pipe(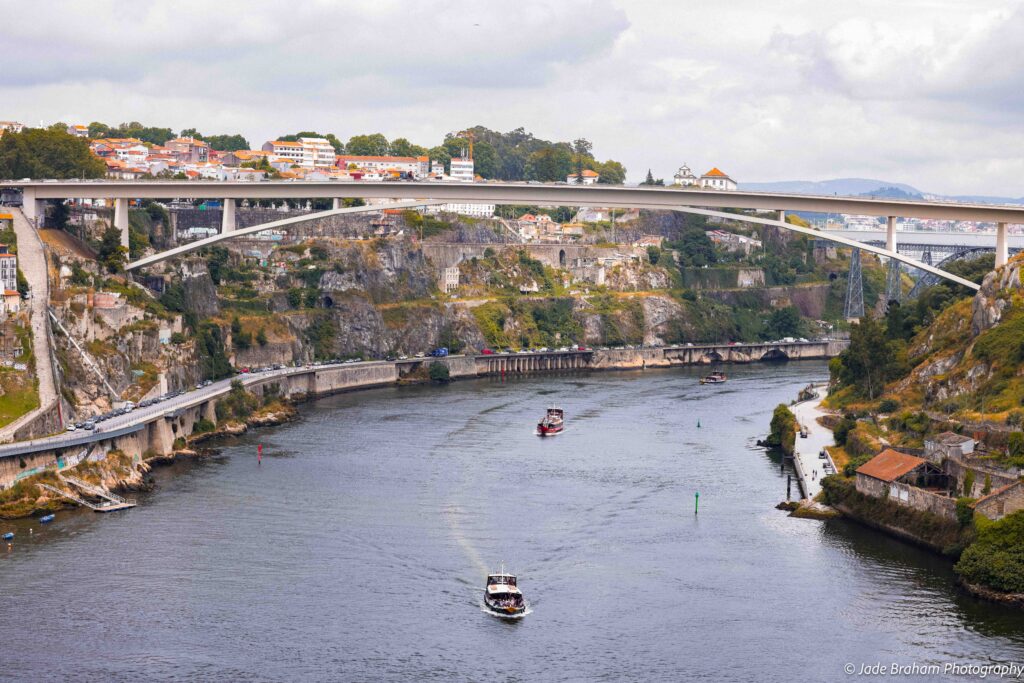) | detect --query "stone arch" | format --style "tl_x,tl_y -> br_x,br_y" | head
761,348 -> 790,362
323,295 -> 334,308
701,351 -> 723,364
559,249 -> 566,267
